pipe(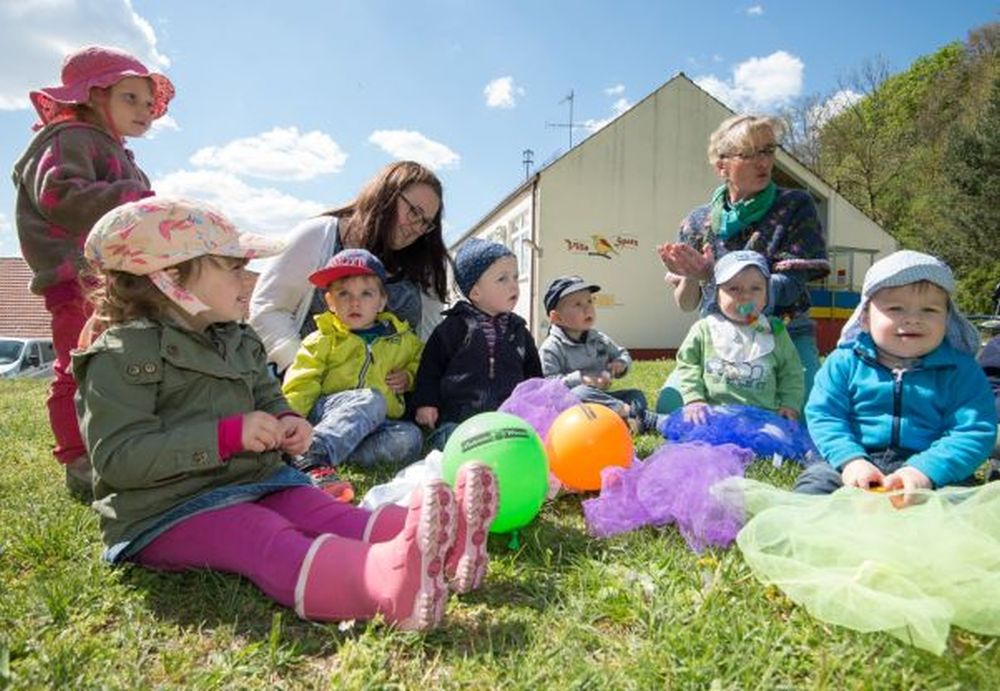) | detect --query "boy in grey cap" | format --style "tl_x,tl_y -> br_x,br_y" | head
797,250 -> 997,503
539,275 -> 659,433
